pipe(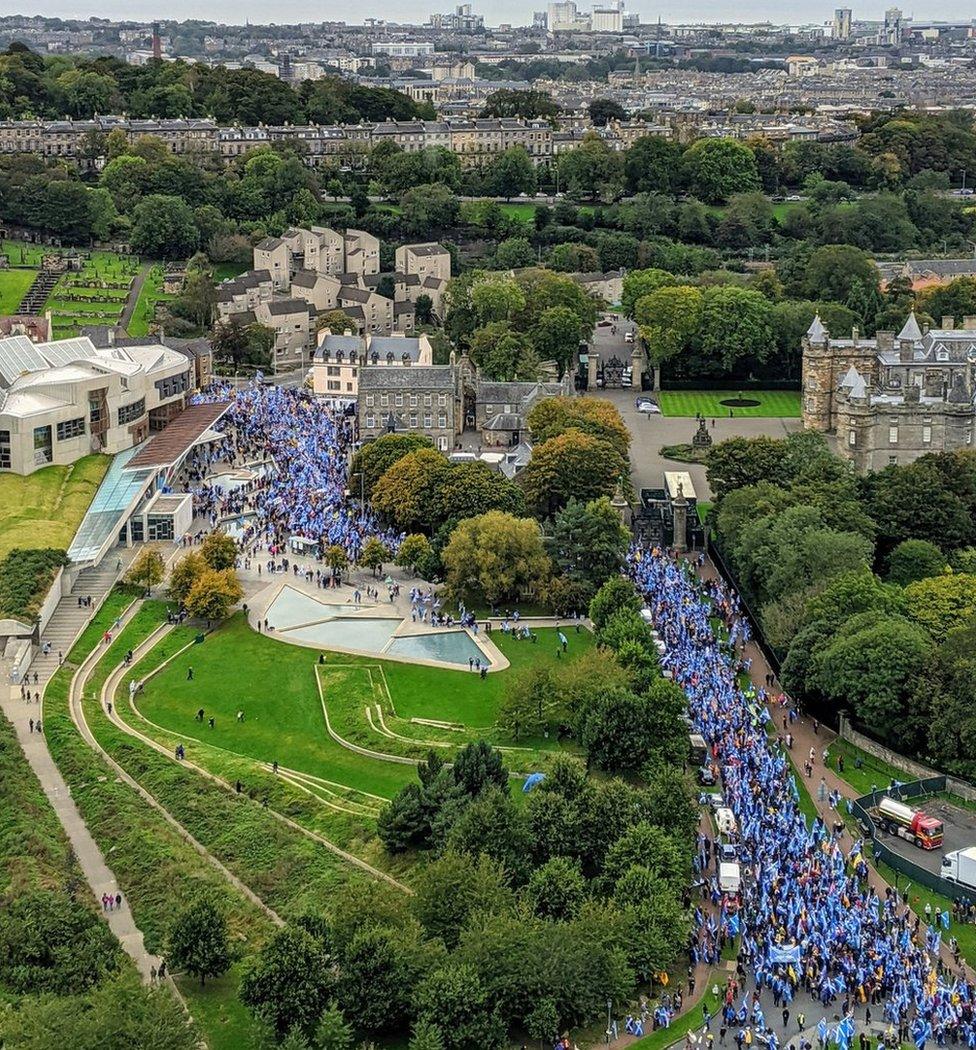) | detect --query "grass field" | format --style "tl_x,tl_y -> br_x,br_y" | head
499,201 -> 596,224
137,614 -> 594,799
0,455 -> 109,558
128,265 -> 173,338
0,268 -> 36,313
657,390 -> 801,418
